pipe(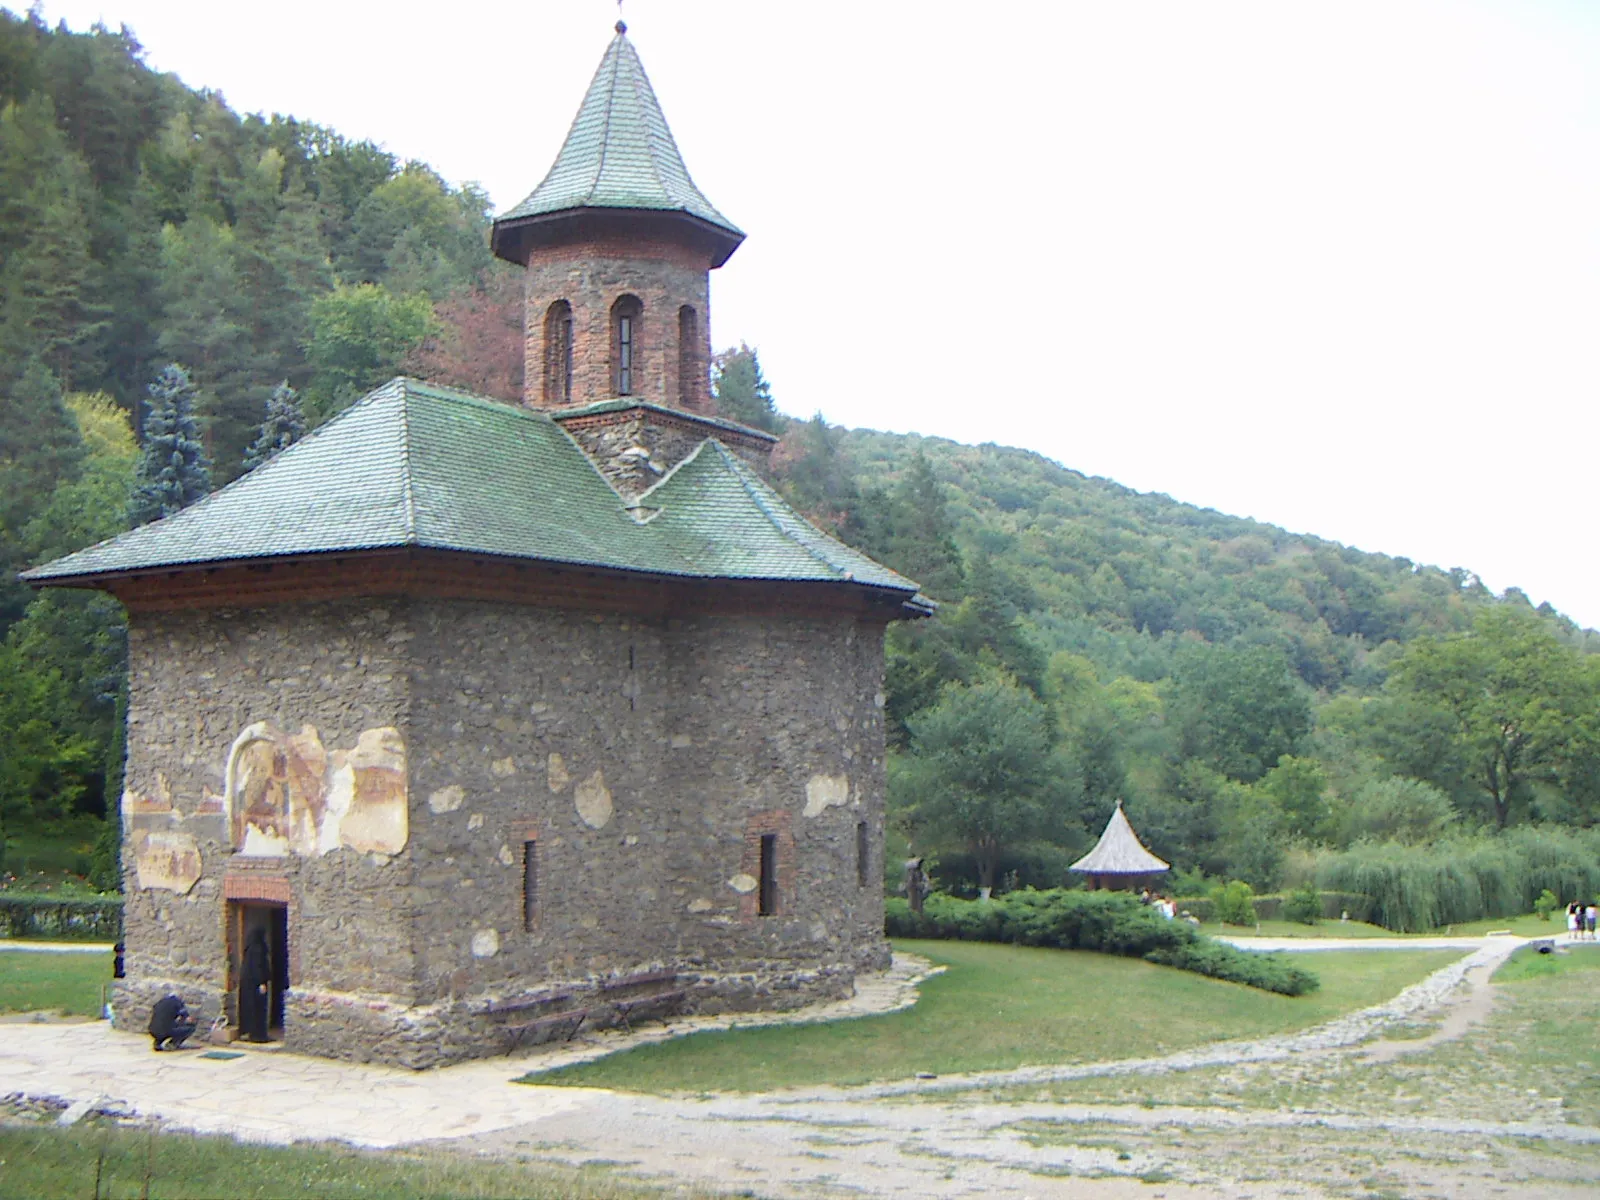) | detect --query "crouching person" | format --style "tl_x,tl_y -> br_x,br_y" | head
148,994 -> 197,1051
